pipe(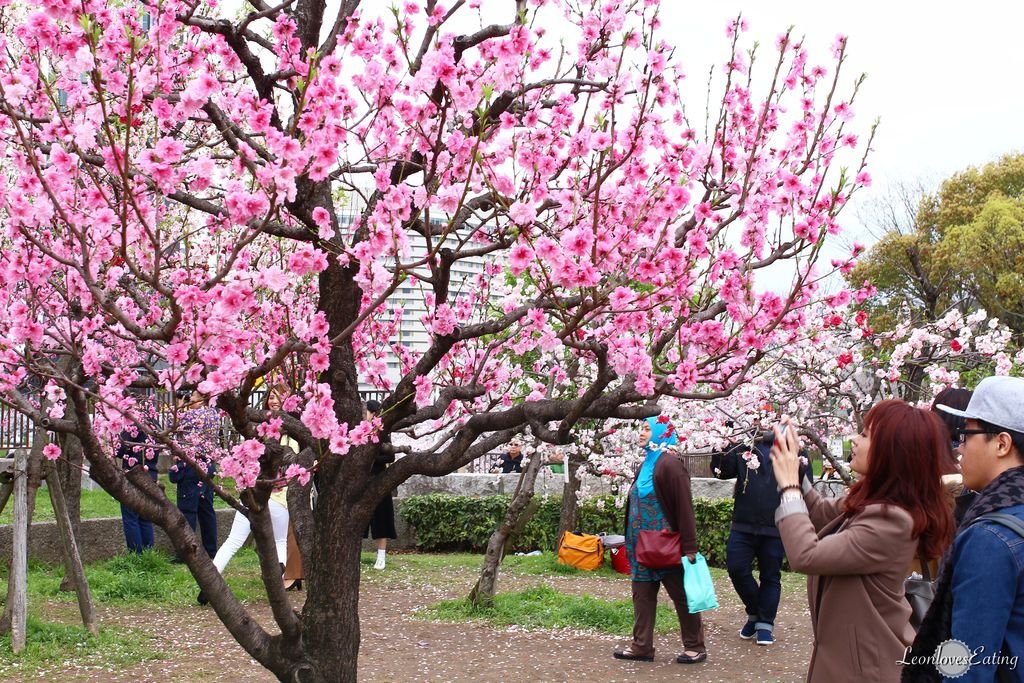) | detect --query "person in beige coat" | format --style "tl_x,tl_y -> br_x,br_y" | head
770,400 -> 954,683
